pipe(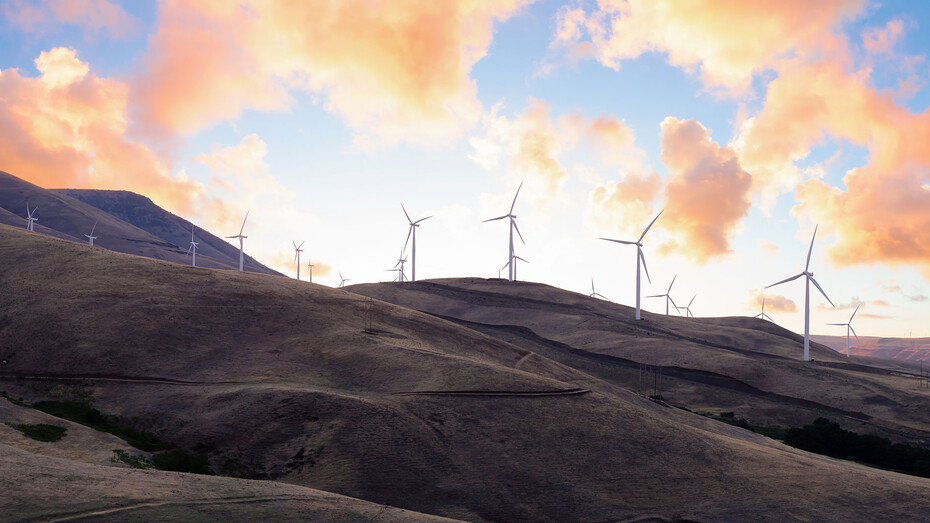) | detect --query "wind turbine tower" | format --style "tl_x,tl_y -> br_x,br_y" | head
754,297 -> 774,322
187,226 -> 198,266
307,260 -> 314,283
766,225 -> 835,361
225,211 -> 250,272
647,274 -> 678,315
85,221 -> 98,246
828,304 -> 860,357
600,210 -> 663,320
25,204 -> 37,231
293,240 -> 305,280
483,181 -> 525,282
401,204 -> 432,282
